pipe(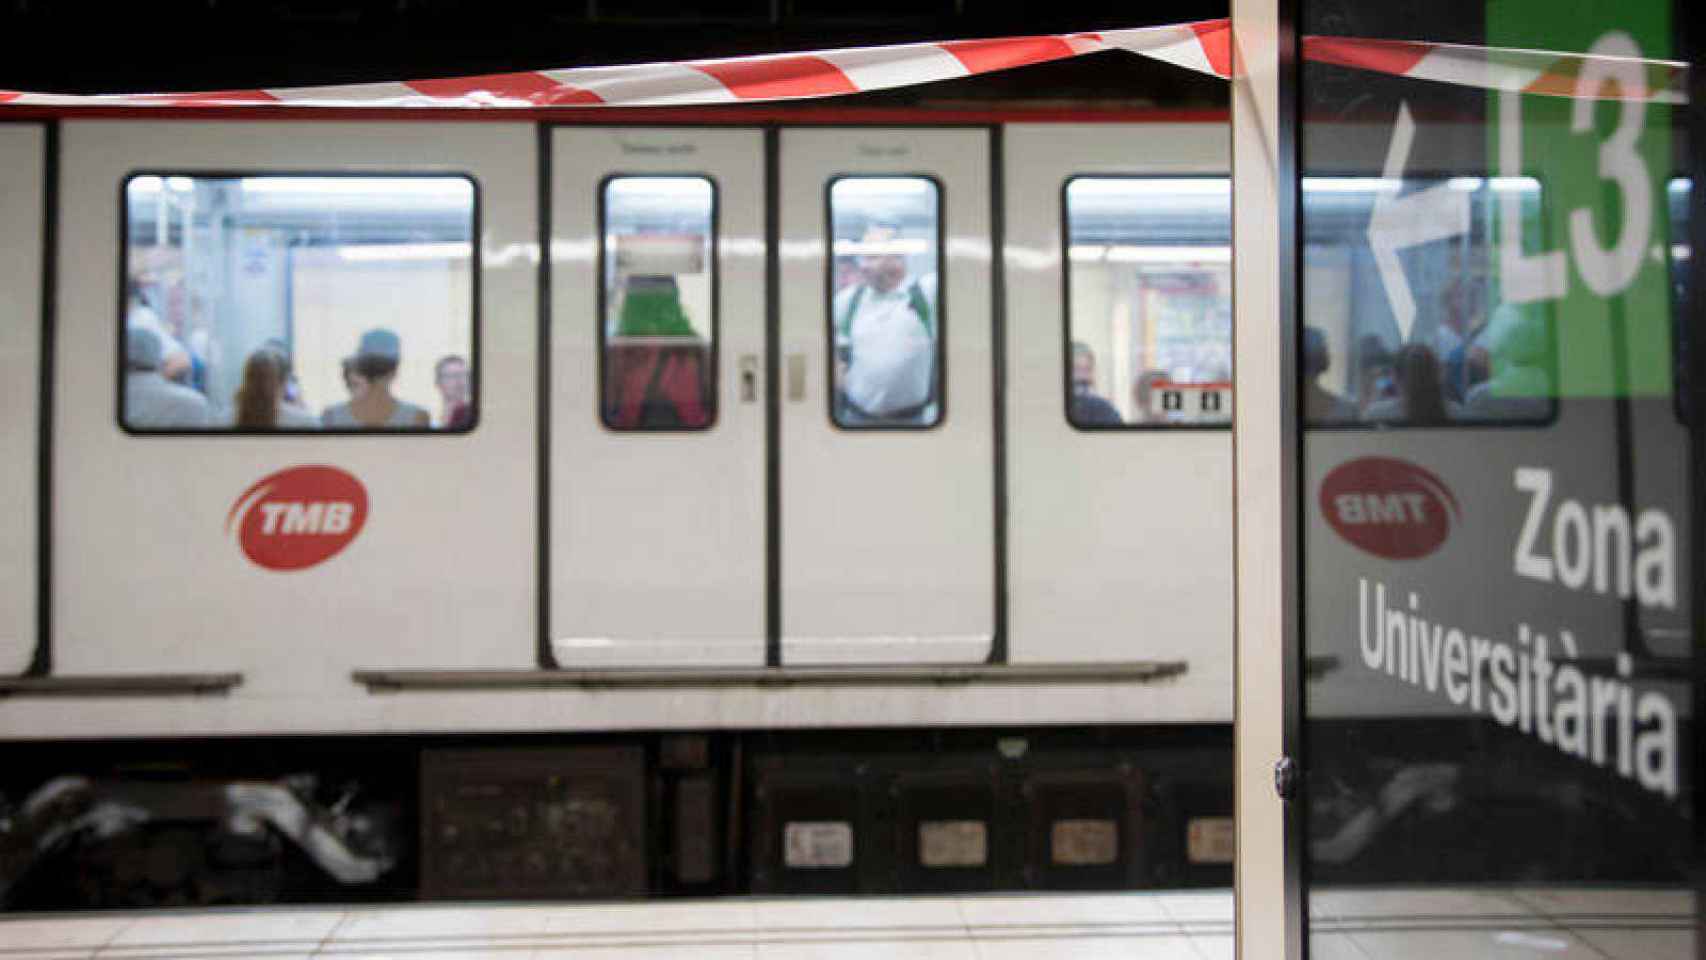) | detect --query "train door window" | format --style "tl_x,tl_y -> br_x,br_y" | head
120,174 -> 477,433
827,176 -> 943,428
599,175 -> 717,430
1062,177 -> 1232,429
1300,175 -> 1557,427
